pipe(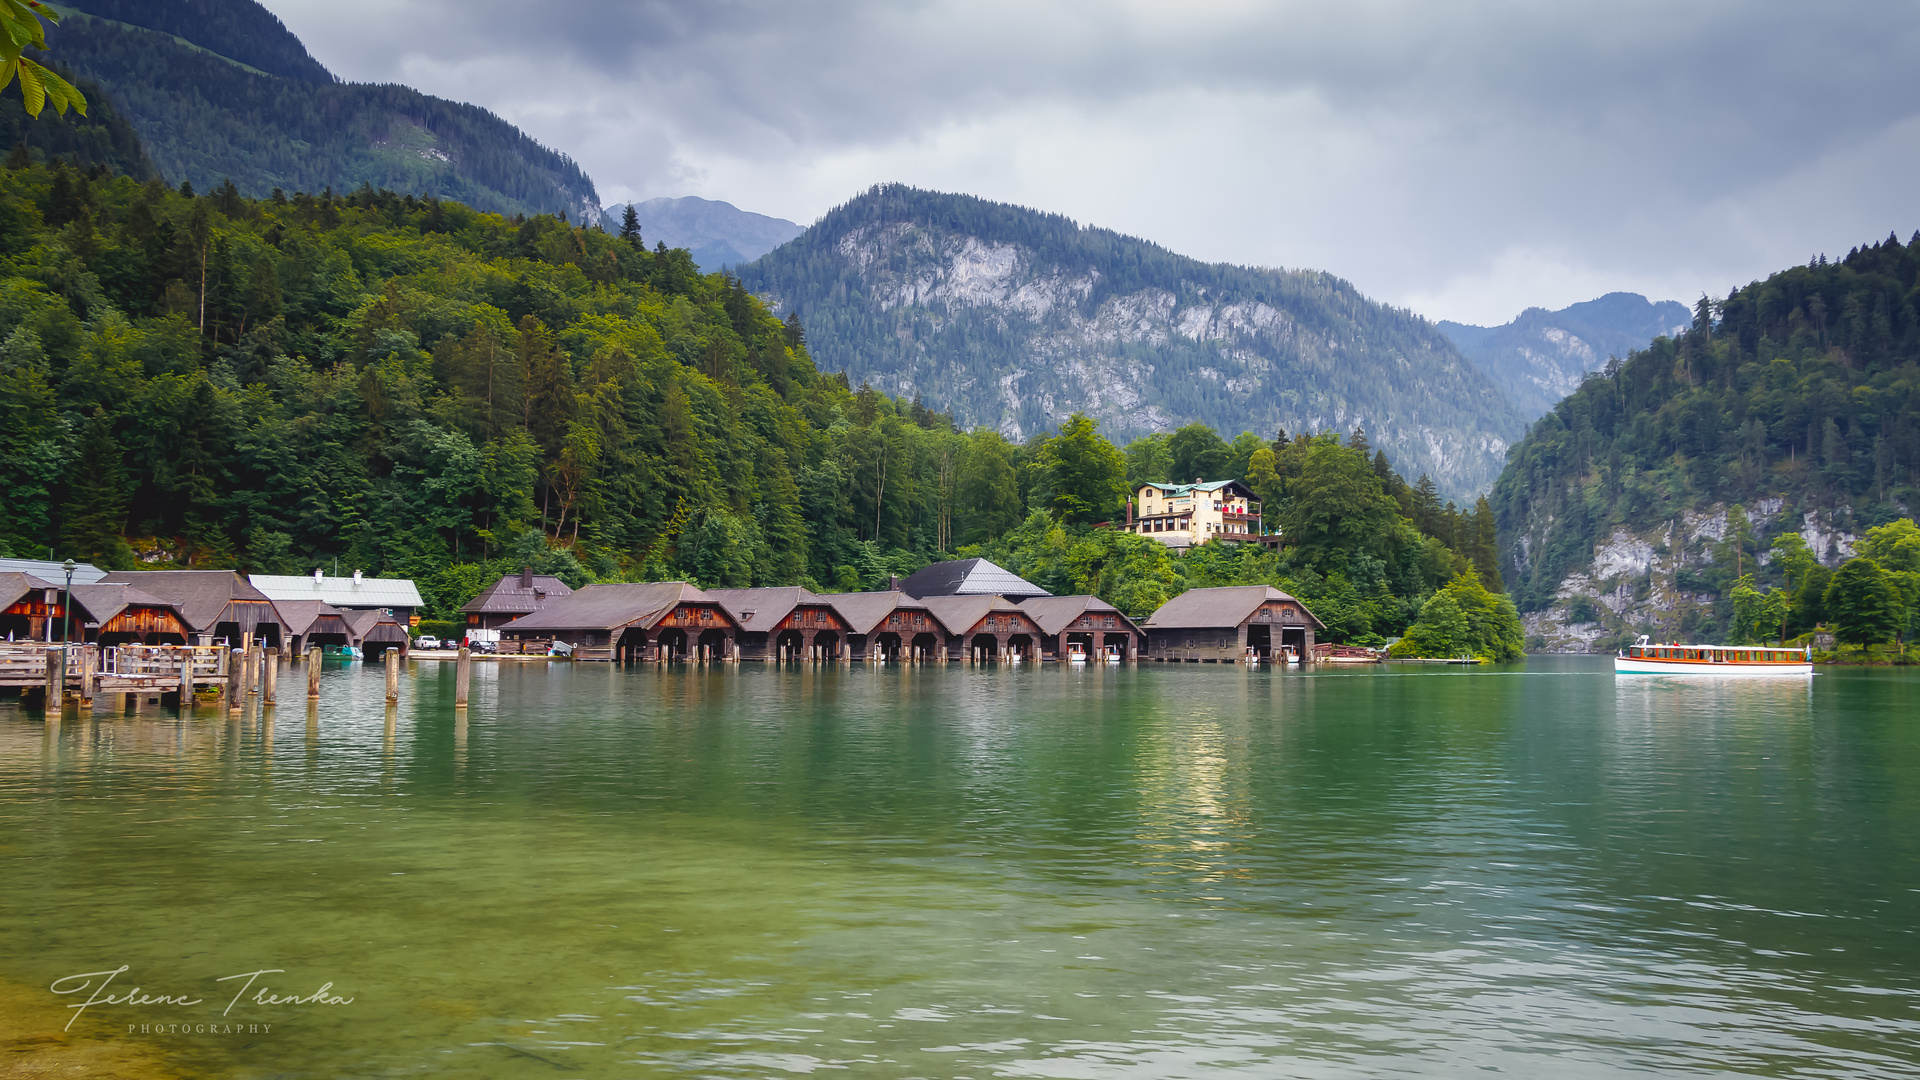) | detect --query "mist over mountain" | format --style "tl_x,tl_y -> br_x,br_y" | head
600,196 -> 803,272
738,184 -> 1524,498
33,0 -> 598,219
1440,293 -> 1691,420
